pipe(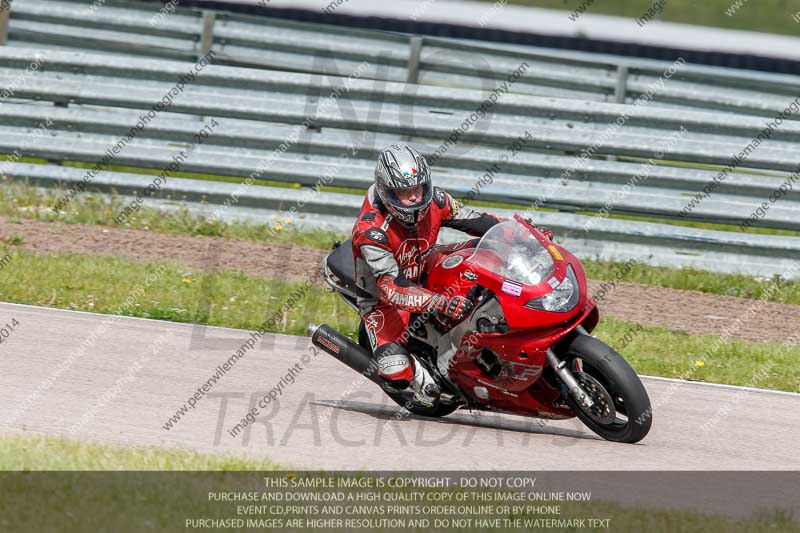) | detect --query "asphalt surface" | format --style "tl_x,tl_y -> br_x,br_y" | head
2,301 -> 798,471
3,302 -> 799,517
